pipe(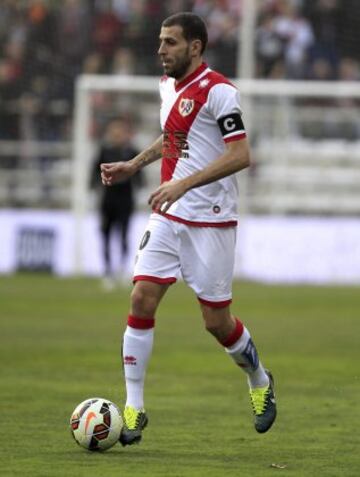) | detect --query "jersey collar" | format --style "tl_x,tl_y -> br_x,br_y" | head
174,62 -> 208,92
